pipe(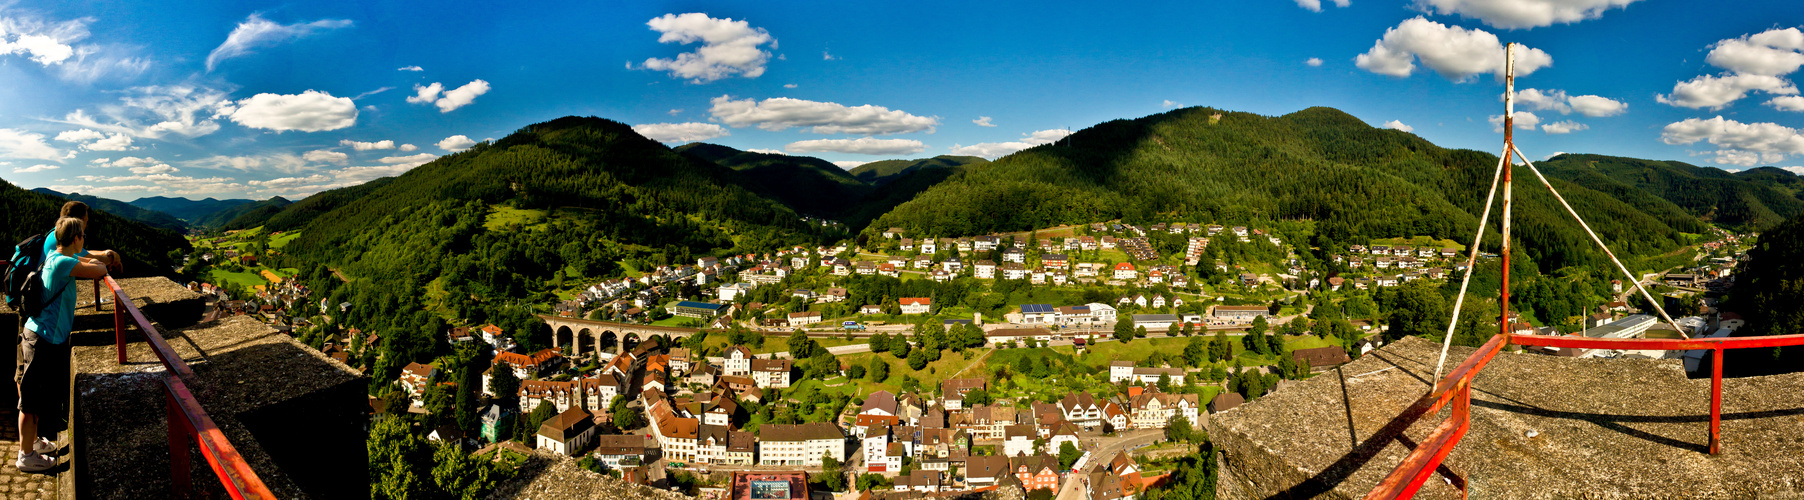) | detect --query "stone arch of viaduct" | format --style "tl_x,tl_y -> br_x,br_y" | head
539,315 -> 701,358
